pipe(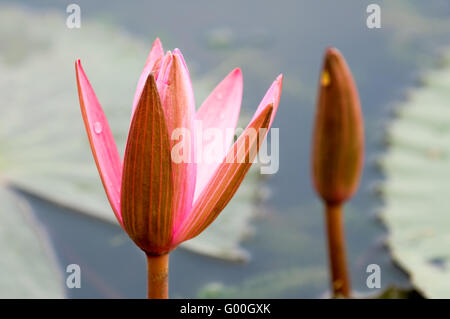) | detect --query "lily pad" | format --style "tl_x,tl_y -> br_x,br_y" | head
197,267 -> 327,298
0,188 -> 65,298
0,5 -> 264,261
379,50 -> 450,298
